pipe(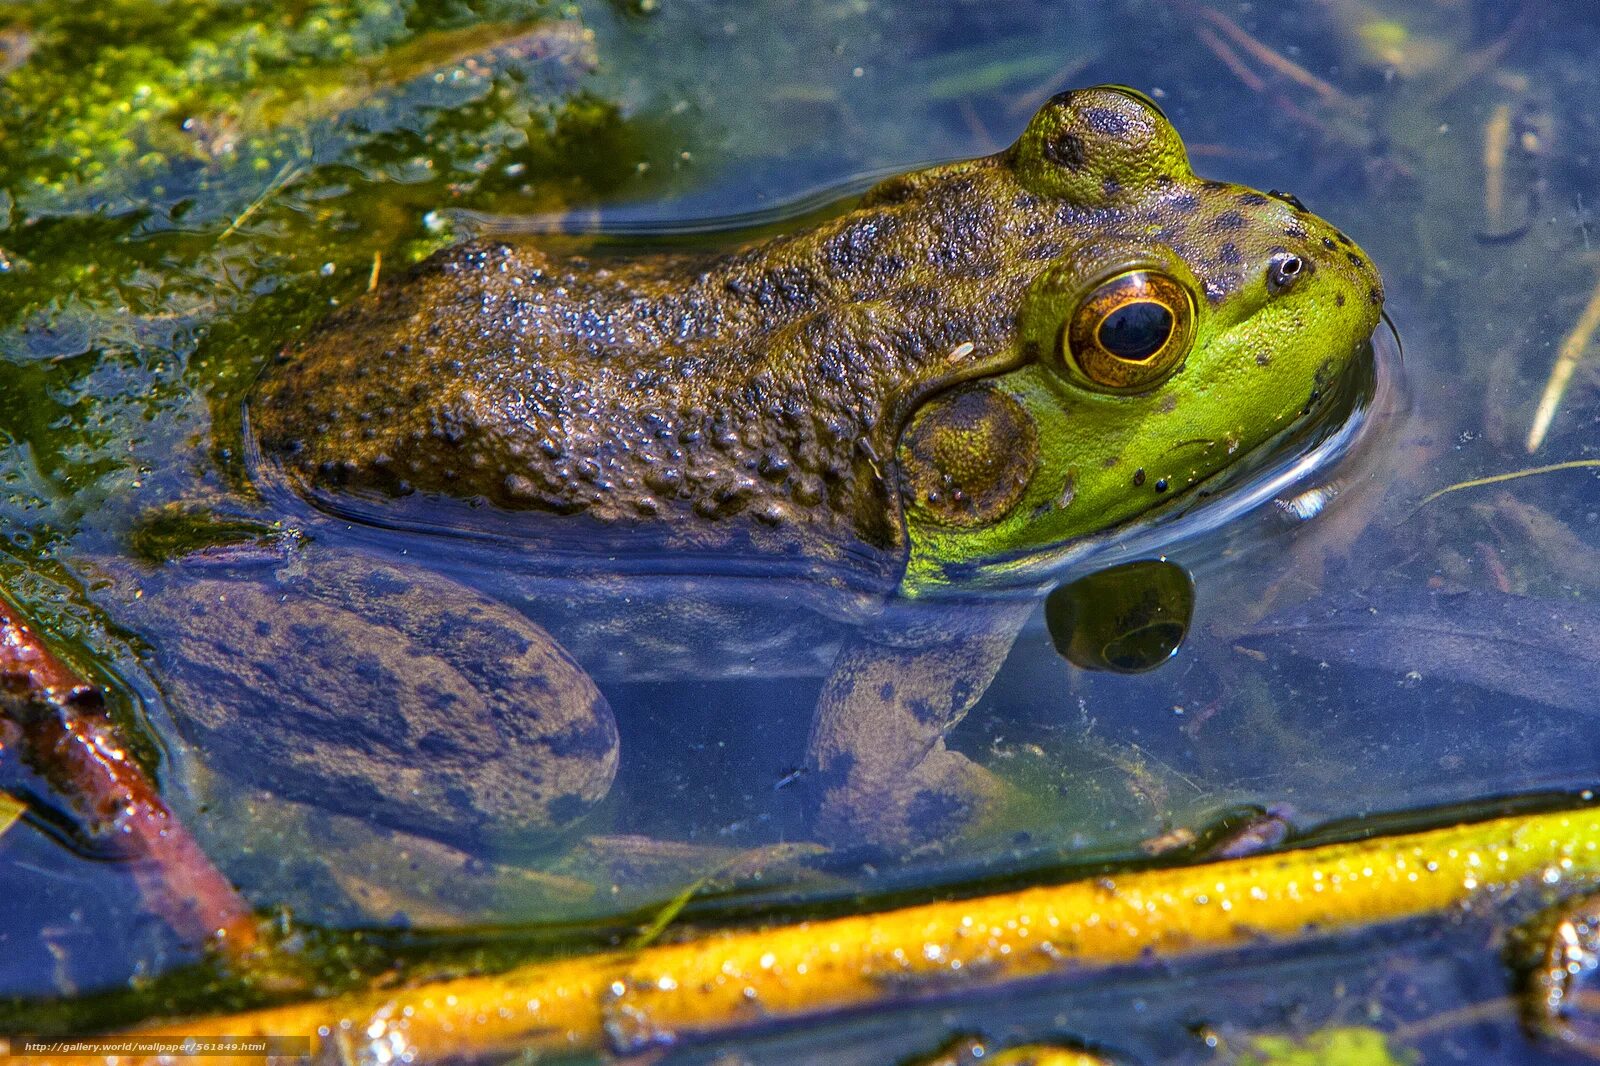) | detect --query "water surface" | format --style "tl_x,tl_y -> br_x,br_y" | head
2,0 -> 1598,1059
